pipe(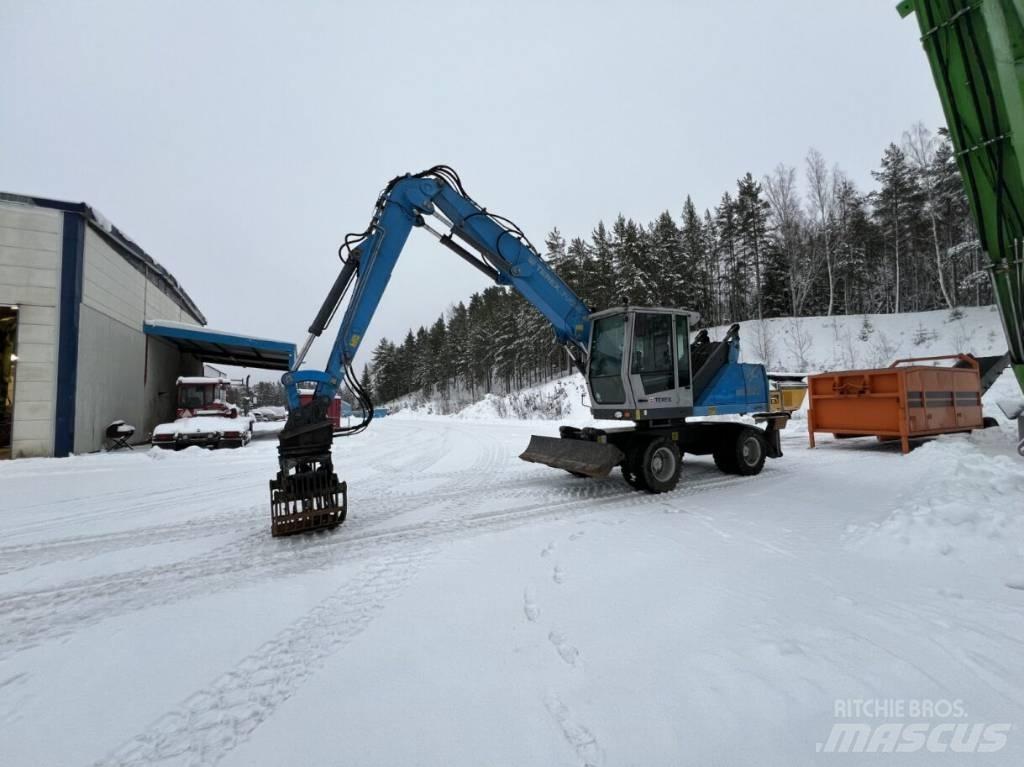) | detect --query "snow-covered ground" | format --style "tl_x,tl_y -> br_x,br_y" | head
2,368 -> 1023,765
